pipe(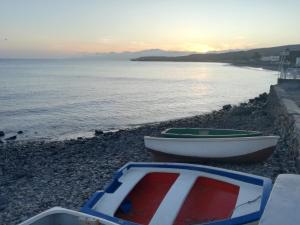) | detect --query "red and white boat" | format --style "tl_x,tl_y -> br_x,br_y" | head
81,162 -> 272,225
